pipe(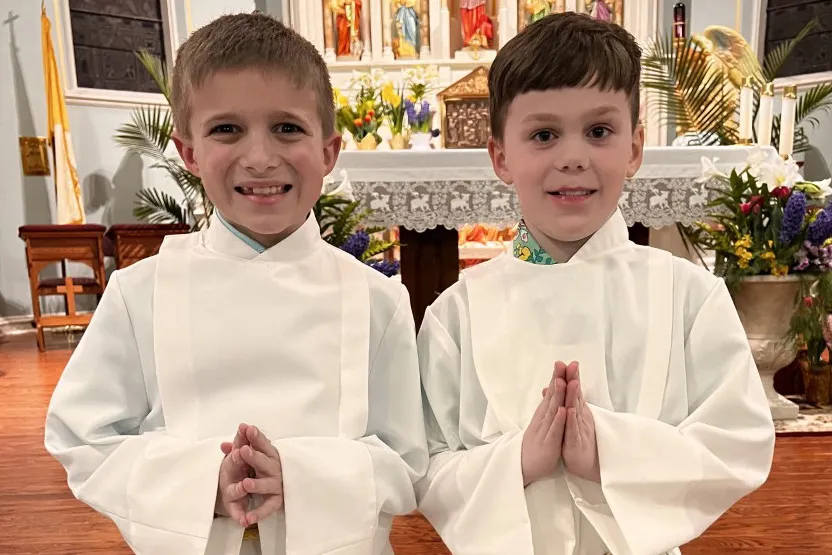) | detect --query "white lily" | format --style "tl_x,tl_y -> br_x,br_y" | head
322,170 -> 355,201
794,178 -> 832,200
697,156 -> 727,183
754,155 -> 801,192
